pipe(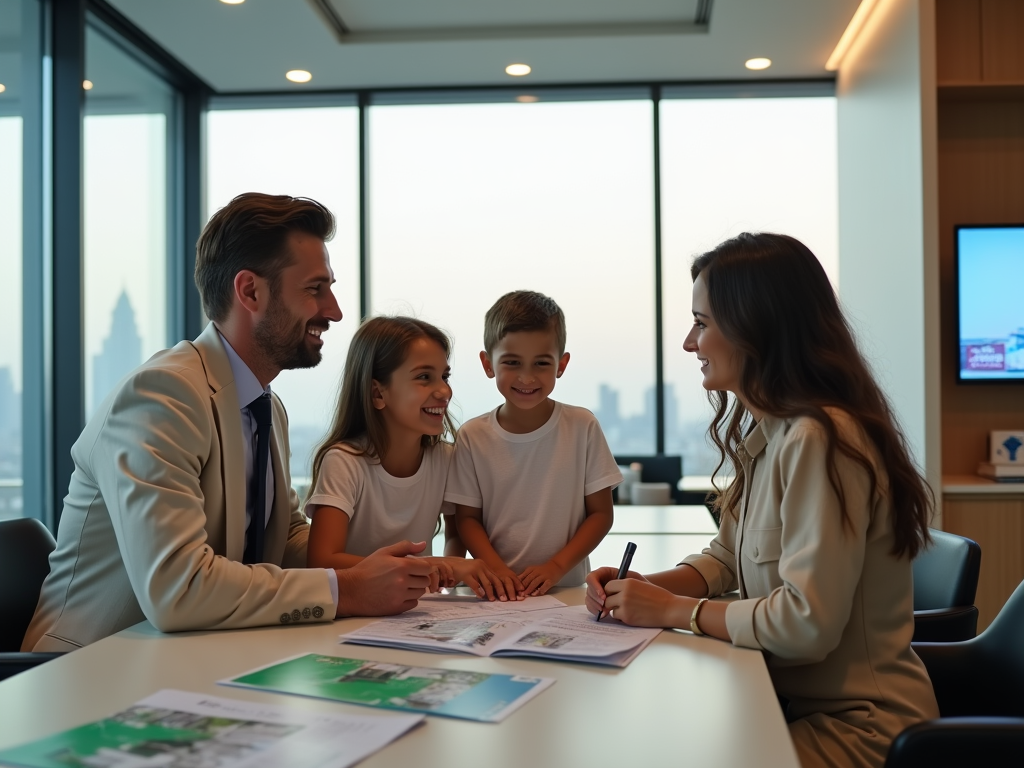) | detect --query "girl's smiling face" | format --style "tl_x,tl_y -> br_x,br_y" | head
373,337 -> 452,440
683,273 -> 745,398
